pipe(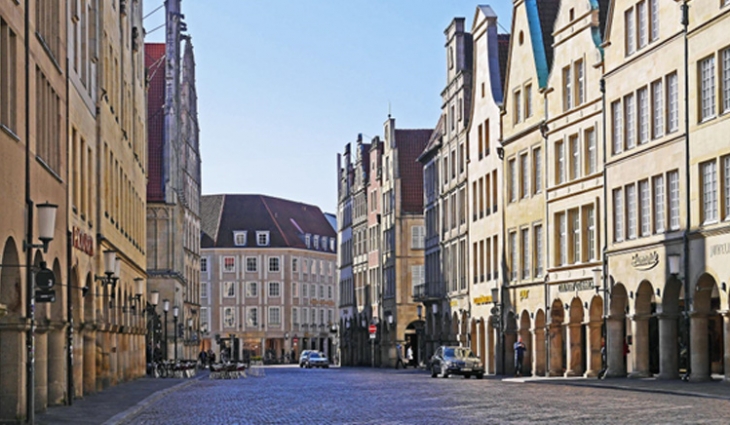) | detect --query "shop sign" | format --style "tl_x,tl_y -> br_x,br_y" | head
72,226 -> 94,257
450,300 -> 458,307
474,295 -> 493,305
709,243 -> 730,258
558,279 -> 594,293
311,299 -> 335,307
631,251 -> 659,271
519,289 -> 529,300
